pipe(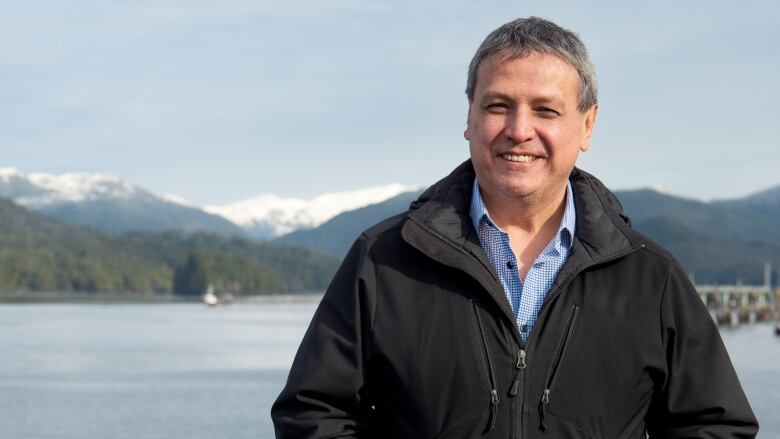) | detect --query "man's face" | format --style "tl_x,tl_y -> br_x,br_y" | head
465,50 -> 597,207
